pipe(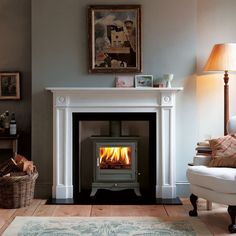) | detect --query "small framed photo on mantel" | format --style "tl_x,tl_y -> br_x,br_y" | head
115,76 -> 134,87
135,75 -> 153,88
0,72 -> 20,100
